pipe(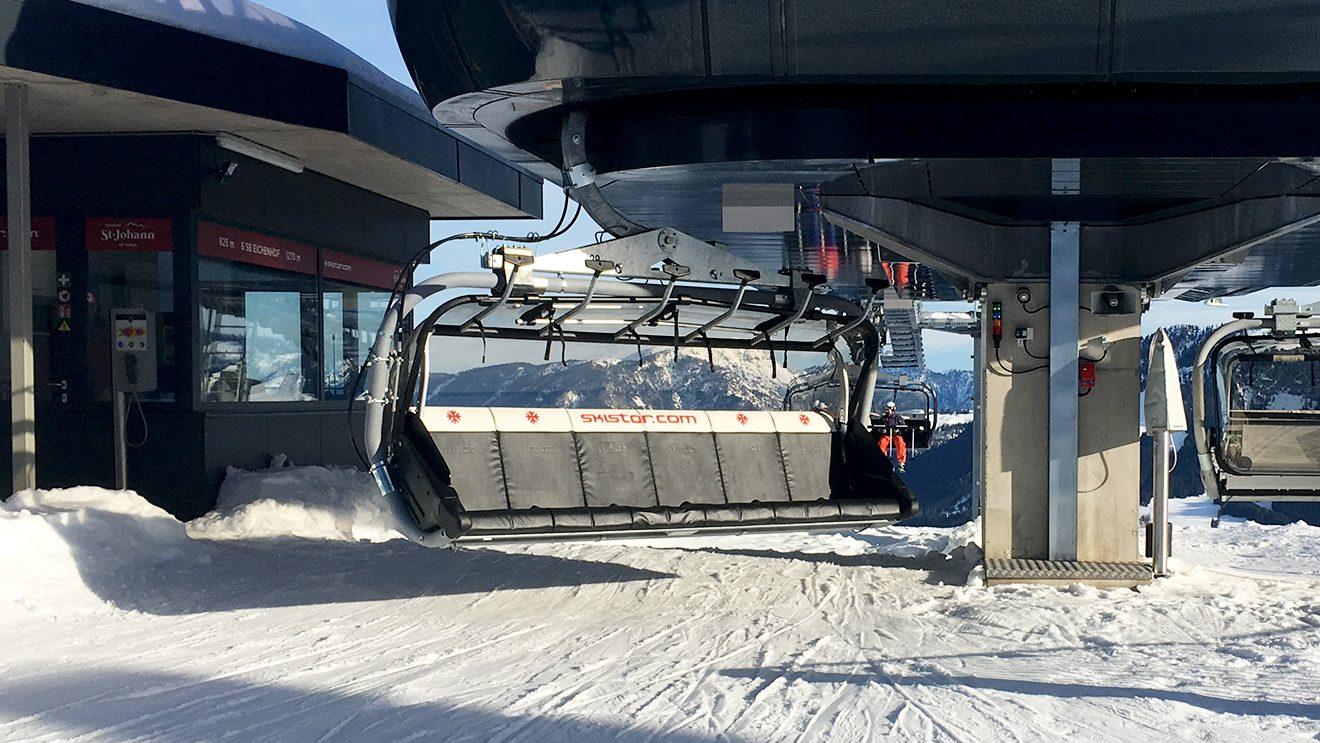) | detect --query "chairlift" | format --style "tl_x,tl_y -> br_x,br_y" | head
361,229 -> 919,547
1193,299 -> 1320,502
784,370 -> 939,449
